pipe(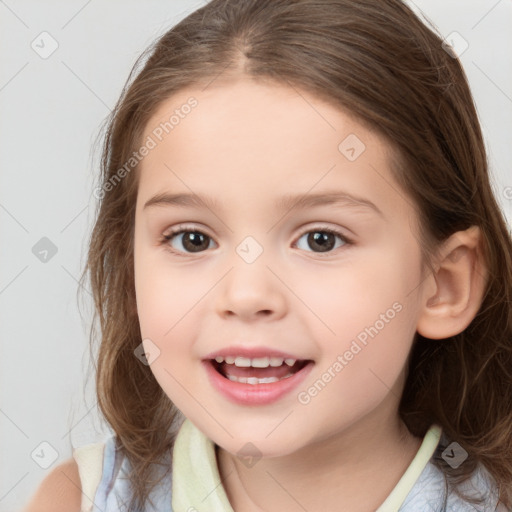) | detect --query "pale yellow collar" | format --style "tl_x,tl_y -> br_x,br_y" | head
376,423 -> 442,511
171,419 -> 234,511
171,418 -> 442,512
